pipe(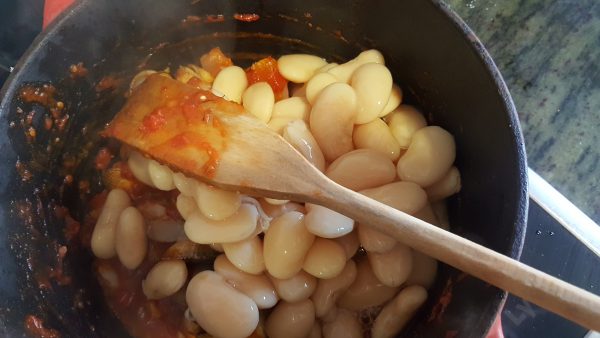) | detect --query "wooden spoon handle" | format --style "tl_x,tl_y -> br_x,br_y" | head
313,181 -> 600,331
